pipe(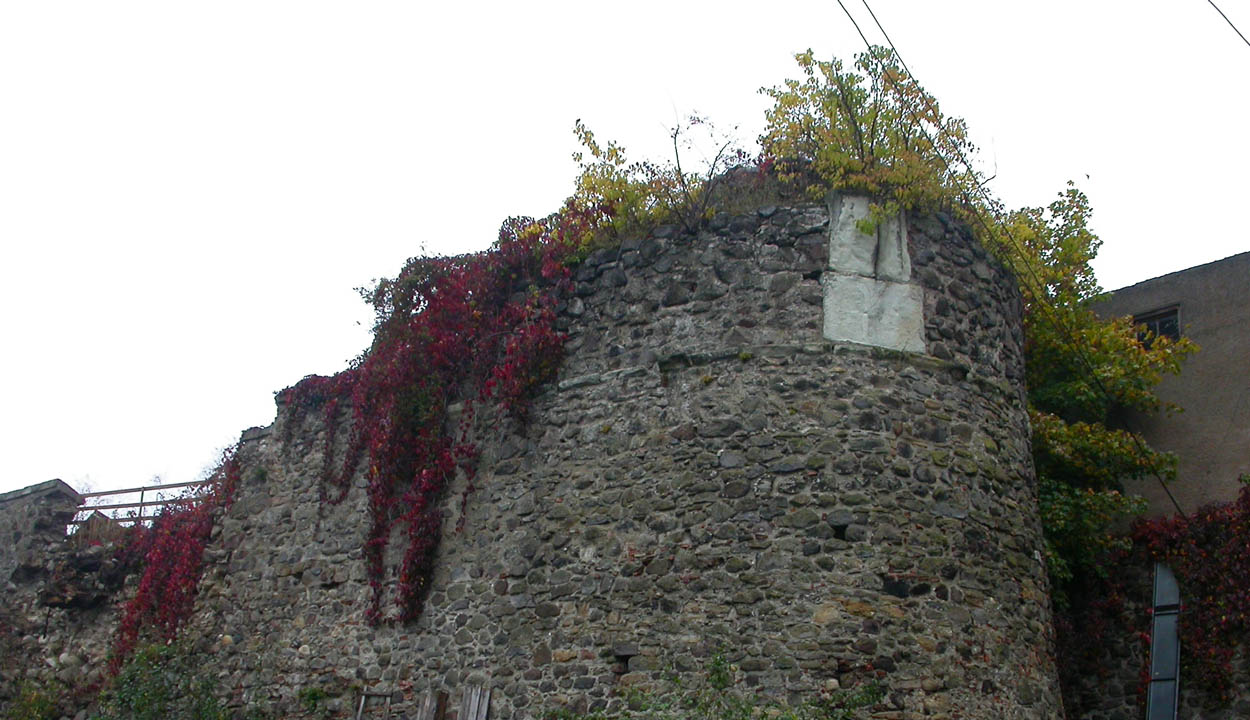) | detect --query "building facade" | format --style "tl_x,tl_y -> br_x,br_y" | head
1094,251 -> 1250,515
